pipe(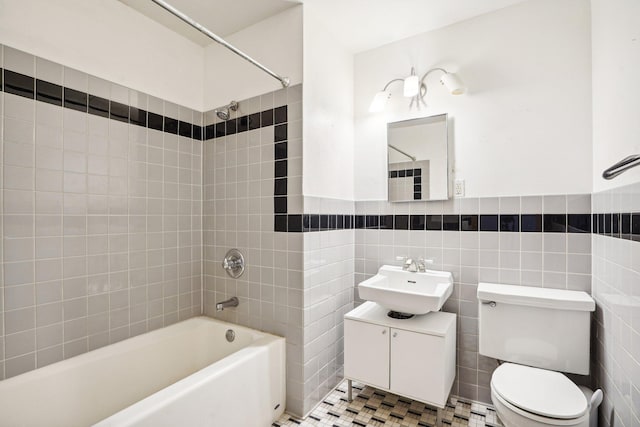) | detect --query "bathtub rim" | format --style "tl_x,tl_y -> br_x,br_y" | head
0,315 -> 277,389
